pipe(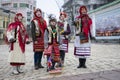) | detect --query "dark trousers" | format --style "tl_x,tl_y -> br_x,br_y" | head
60,50 -> 65,62
34,51 -> 43,66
